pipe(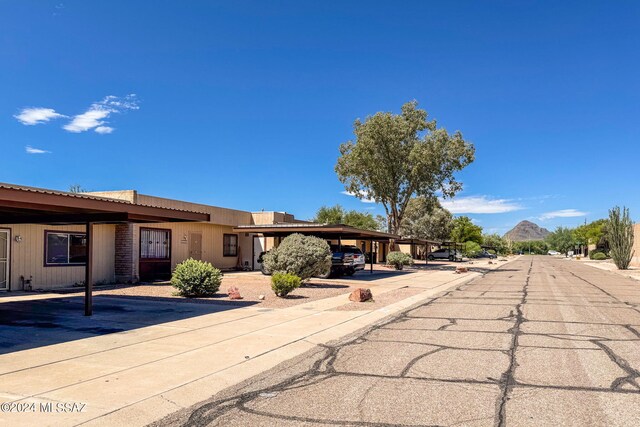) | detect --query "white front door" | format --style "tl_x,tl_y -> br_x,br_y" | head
0,229 -> 9,291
